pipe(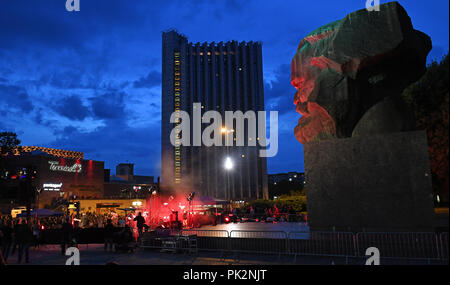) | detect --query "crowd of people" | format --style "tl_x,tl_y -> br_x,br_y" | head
232,204 -> 306,223
0,211 -> 150,265
0,205 -> 306,265
0,217 -> 36,265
